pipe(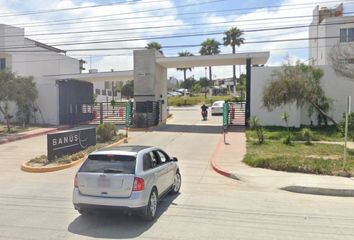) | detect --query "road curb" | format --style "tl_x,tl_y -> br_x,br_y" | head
281,186 -> 354,197
0,125 -> 71,145
21,137 -> 127,173
210,135 -> 241,181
